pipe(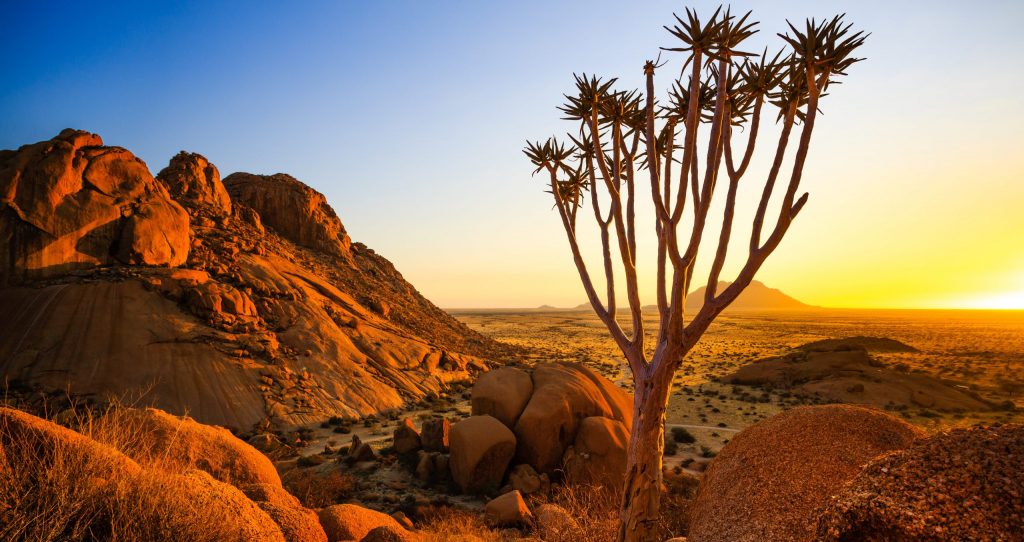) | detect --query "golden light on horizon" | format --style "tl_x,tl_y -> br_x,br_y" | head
961,290 -> 1024,310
